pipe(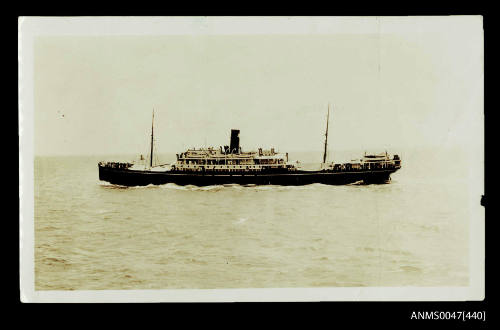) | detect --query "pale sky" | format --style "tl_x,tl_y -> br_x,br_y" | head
33,18 -> 483,156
